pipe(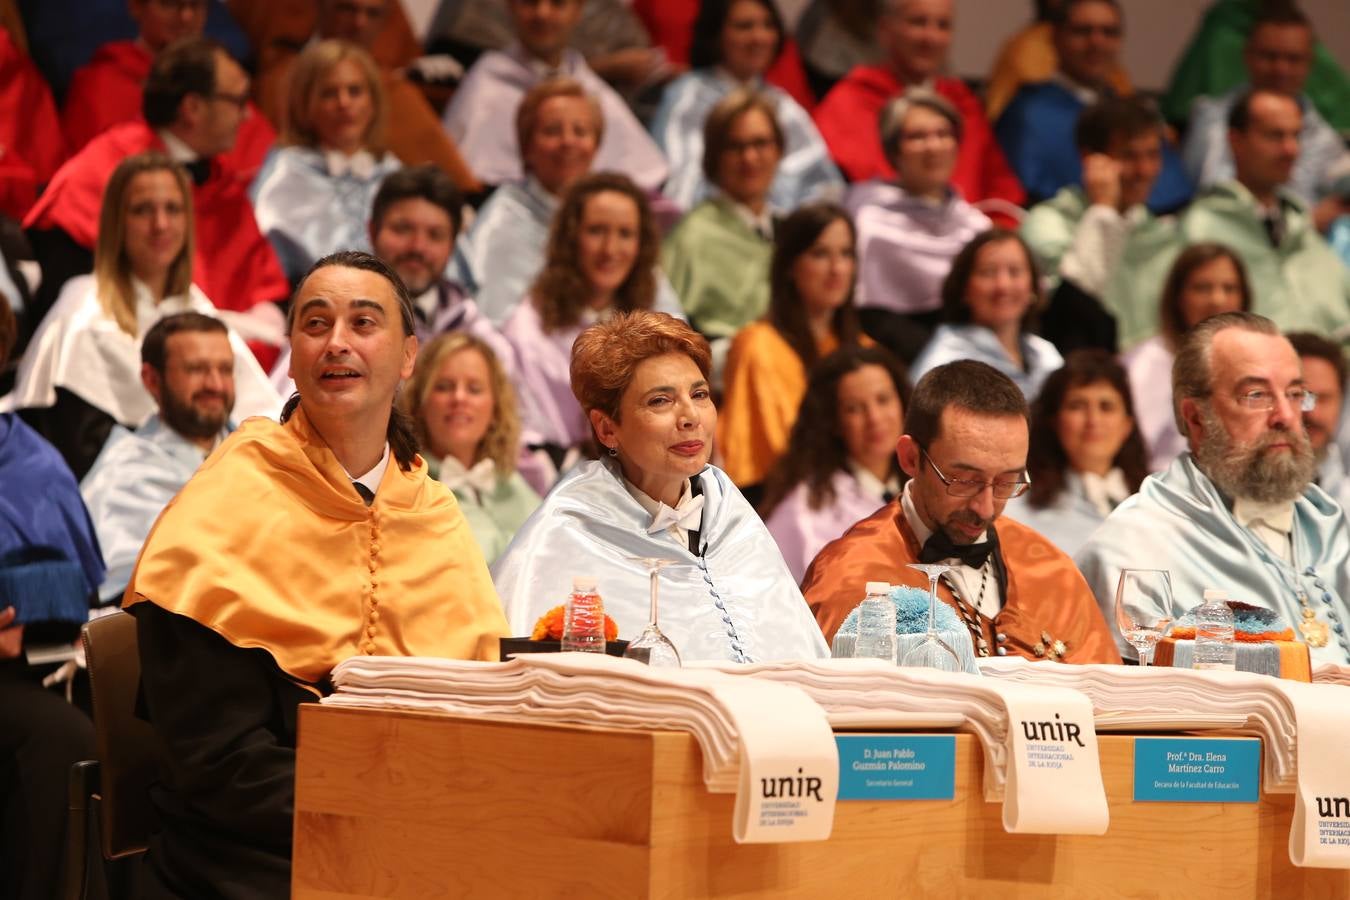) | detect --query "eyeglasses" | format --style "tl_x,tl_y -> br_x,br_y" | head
1234,388 -> 1317,412
919,447 -> 1030,499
